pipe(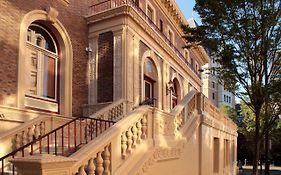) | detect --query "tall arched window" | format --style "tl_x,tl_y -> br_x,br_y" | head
25,23 -> 59,112
171,78 -> 181,108
143,57 -> 157,101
